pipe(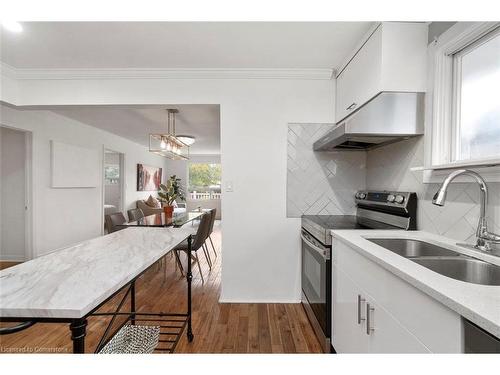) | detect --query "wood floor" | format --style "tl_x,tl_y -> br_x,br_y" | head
0,223 -> 322,354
